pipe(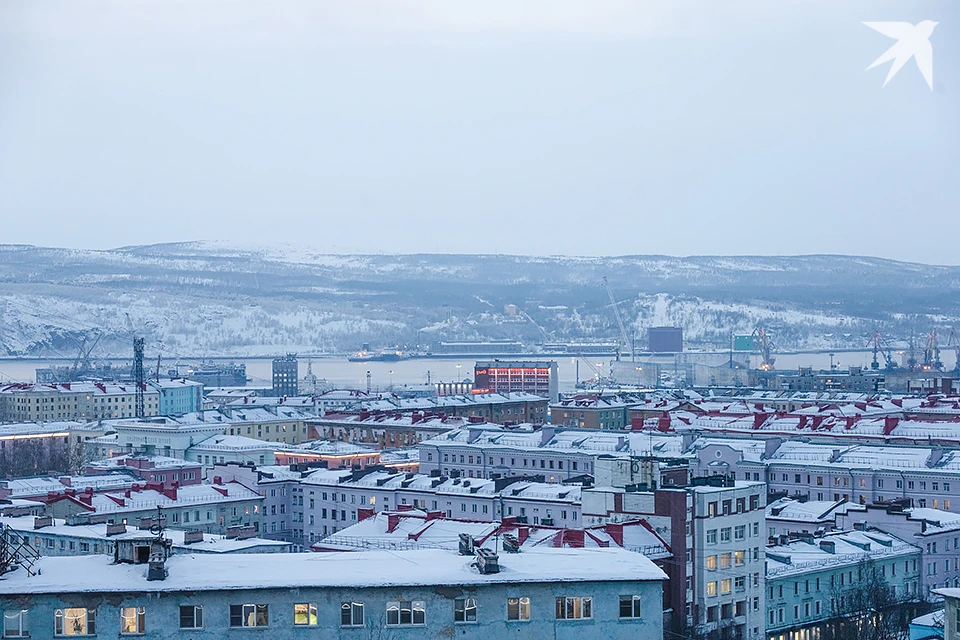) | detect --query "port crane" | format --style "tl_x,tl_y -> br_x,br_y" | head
751,326 -> 775,370
922,328 -> 944,371
602,277 -> 632,361
67,330 -> 103,382
866,330 -> 897,370
948,328 -> 960,375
